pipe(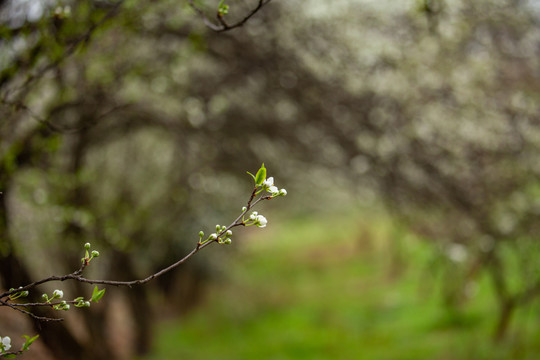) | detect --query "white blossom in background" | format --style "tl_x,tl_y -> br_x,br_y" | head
446,243 -> 468,263
52,289 -> 63,299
